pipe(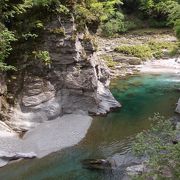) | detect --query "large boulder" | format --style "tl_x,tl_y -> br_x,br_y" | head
82,153 -> 147,170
